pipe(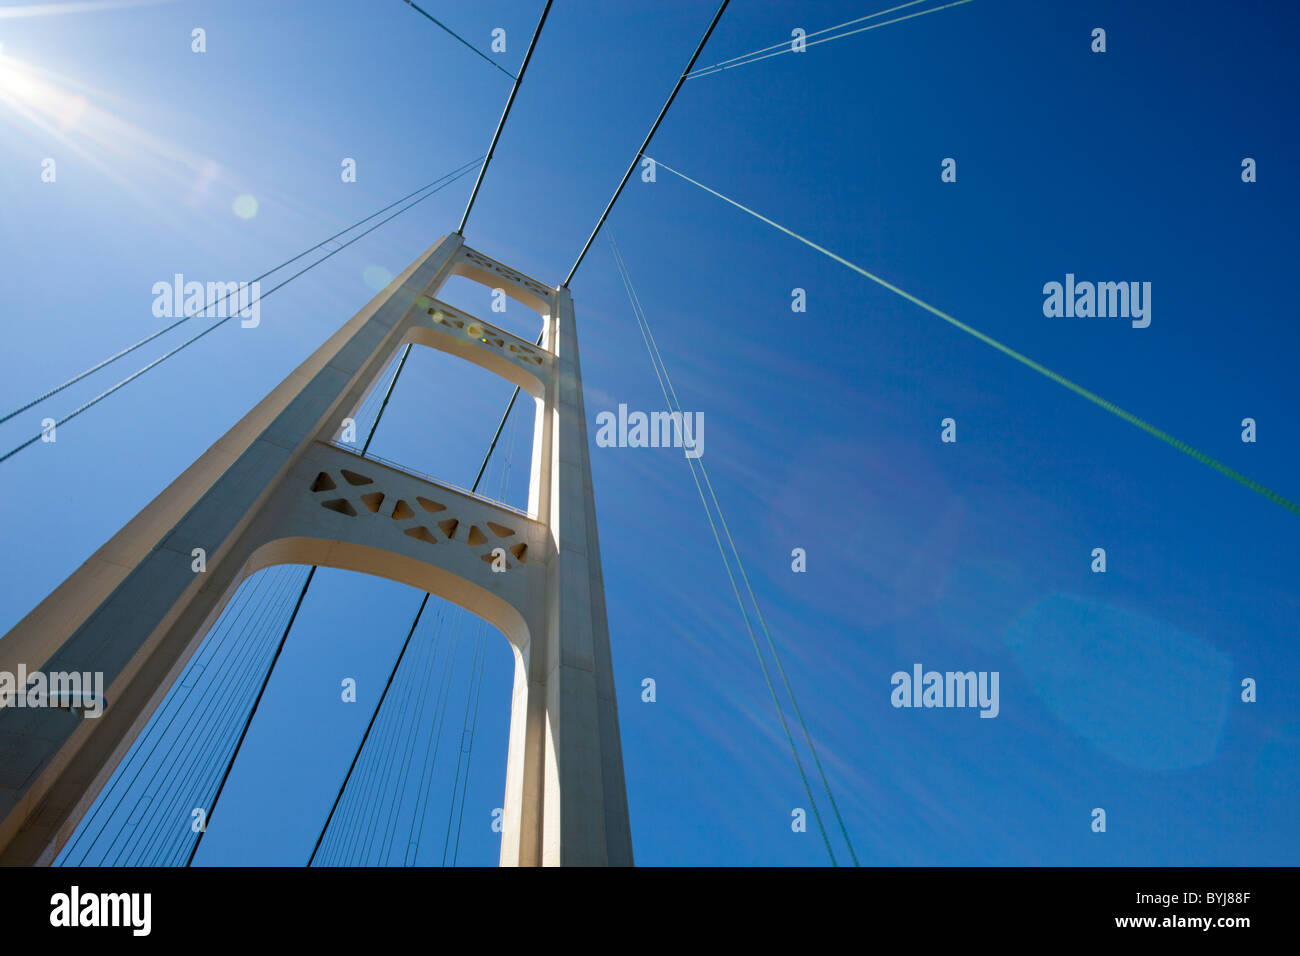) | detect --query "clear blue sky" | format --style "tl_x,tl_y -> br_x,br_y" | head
1,0 -> 1297,866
